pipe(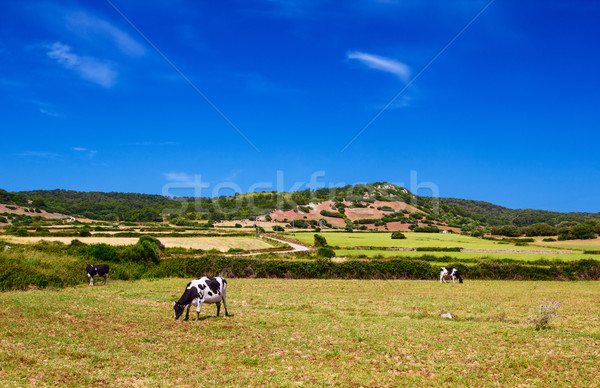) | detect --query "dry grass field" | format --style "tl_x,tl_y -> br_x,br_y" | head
1,236 -> 273,252
1,279 -> 599,386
